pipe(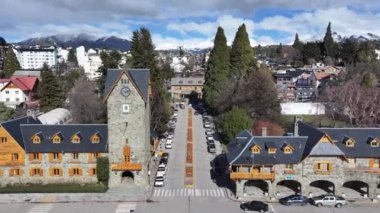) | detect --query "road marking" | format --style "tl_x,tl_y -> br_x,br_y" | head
115,203 -> 136,213
152,188 -> 227,197
195,189 -> 200,197
153,189 -> 158,197
28,203 -> 53,213
219,189 -> 225,197
180,188 -> 184,196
